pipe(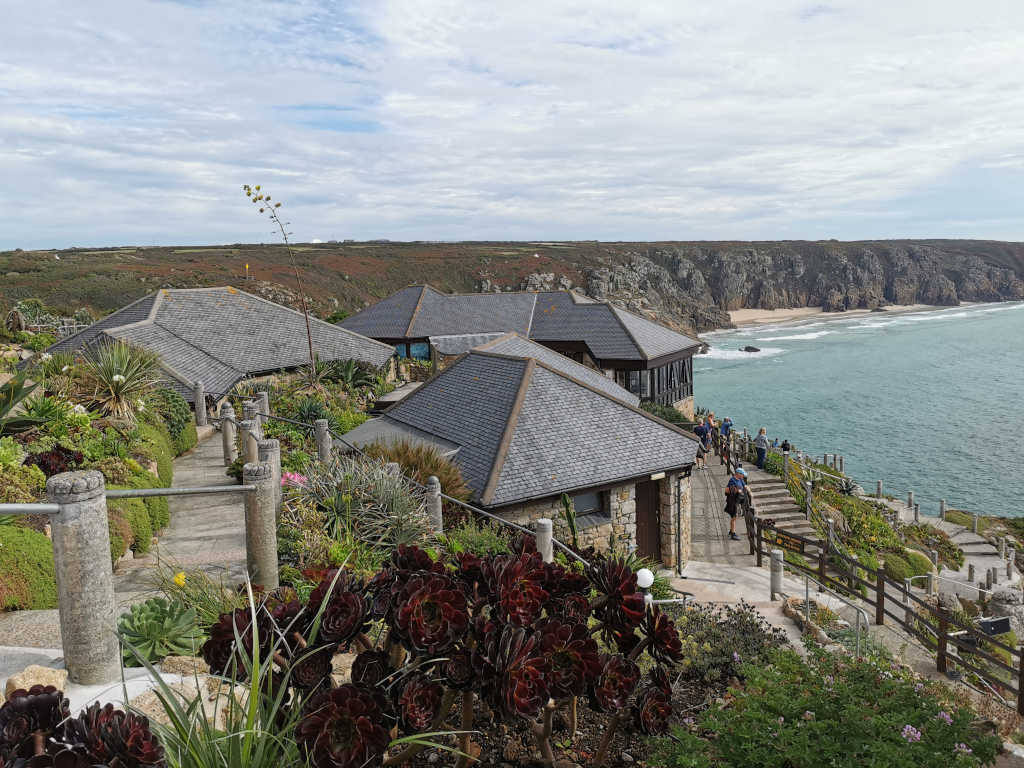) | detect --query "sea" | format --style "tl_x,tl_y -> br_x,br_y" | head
696,301 -> 1024,518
